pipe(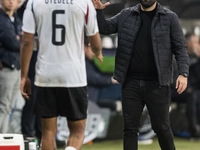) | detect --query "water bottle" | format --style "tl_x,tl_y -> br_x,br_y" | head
29,142 -> 37,150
